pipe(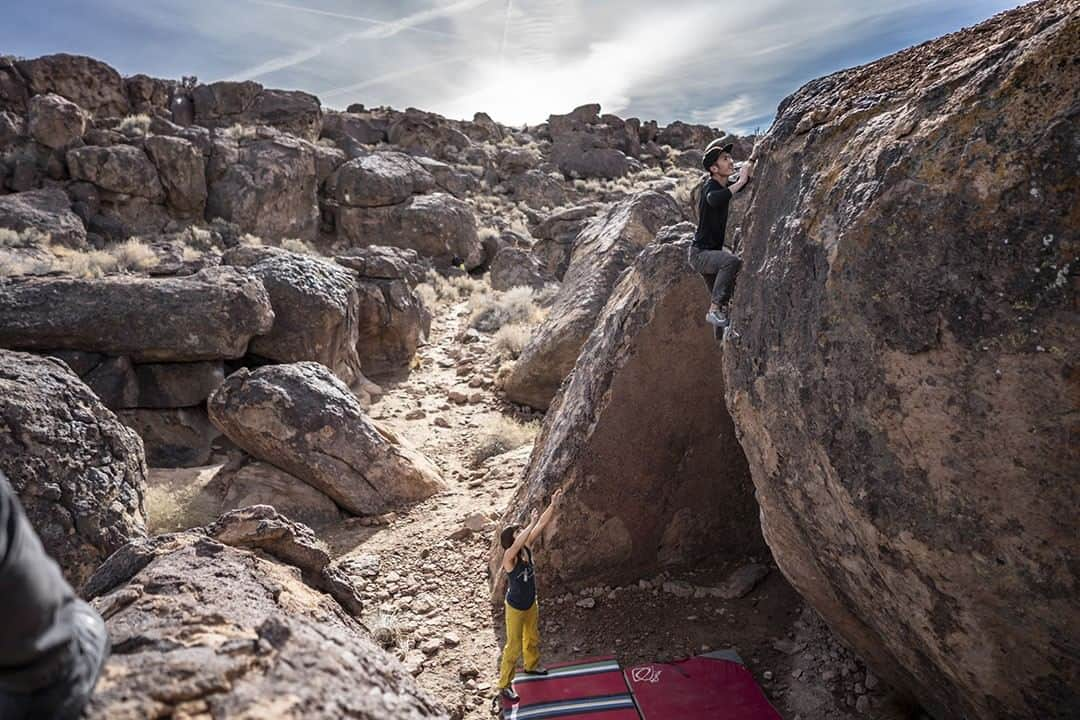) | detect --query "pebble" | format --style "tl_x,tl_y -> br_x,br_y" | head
434,416 -> 451,428
856,695 -> 871,713
576,597 -> 596,609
